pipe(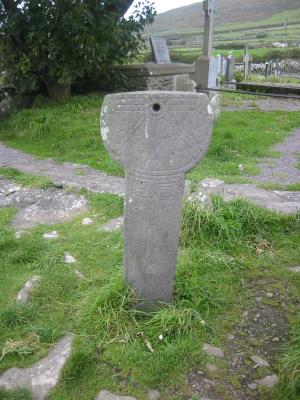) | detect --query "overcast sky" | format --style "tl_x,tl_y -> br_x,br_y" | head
128,0 -> 201,15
